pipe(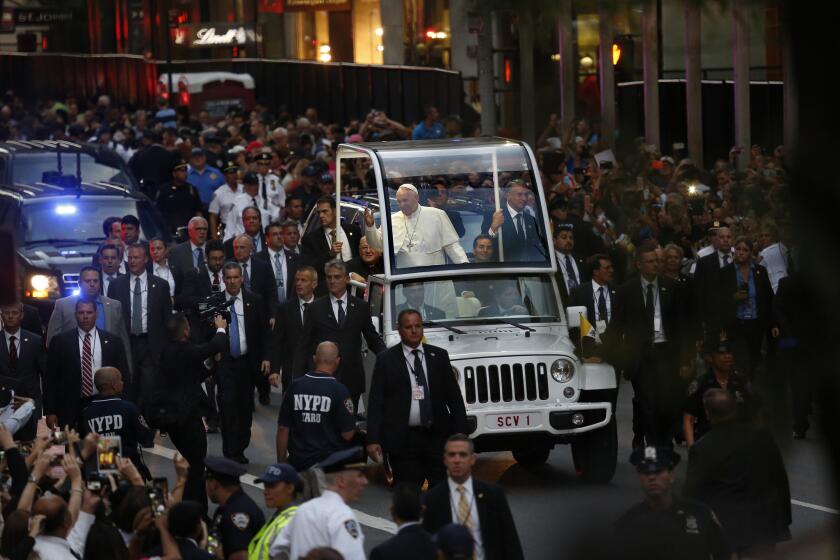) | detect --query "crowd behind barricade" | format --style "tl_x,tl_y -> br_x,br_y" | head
0,89 -> 806,559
